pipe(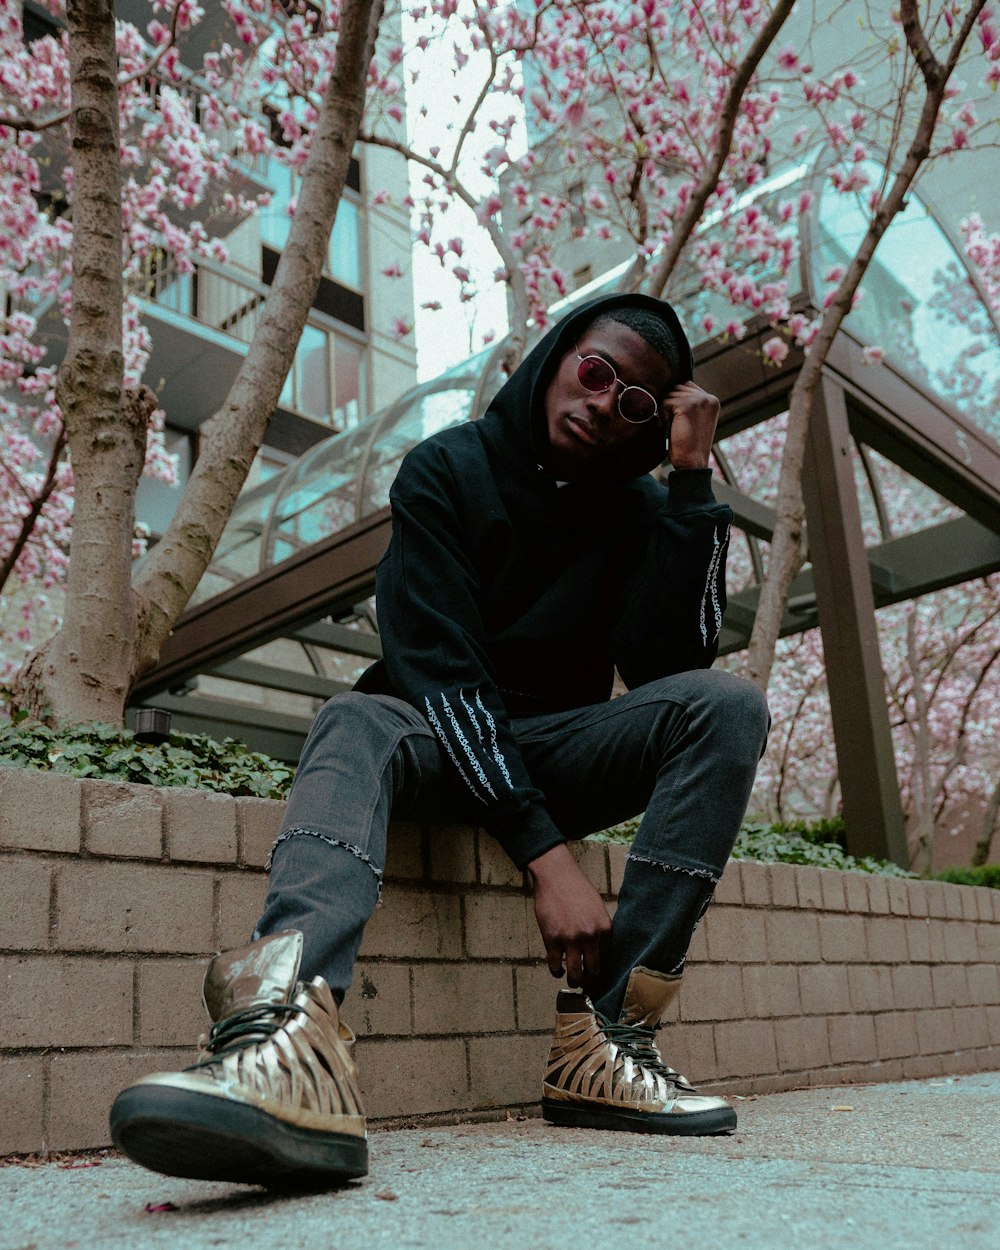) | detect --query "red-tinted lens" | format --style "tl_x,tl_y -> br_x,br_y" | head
618,386 -> 658,422
577,355 -> 616,392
